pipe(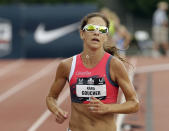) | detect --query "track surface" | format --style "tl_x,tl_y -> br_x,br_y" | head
0,56 -> 169,131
